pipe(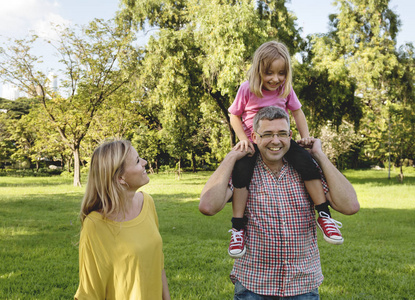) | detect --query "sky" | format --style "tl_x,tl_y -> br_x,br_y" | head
1,0 -> 414,98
